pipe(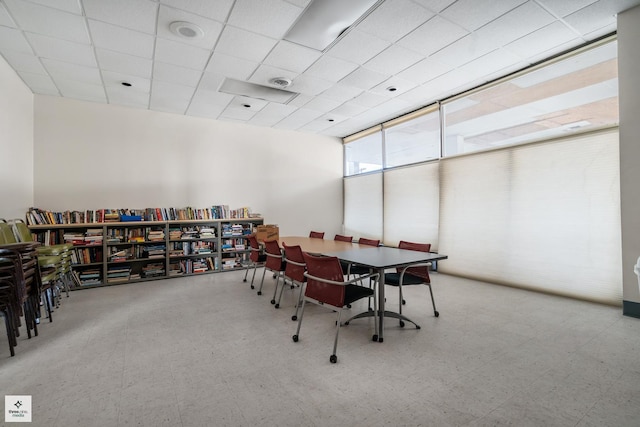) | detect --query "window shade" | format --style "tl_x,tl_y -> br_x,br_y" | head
343,172 -> 383,241
438,129 -> 622,305
383,162 -> 440,249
